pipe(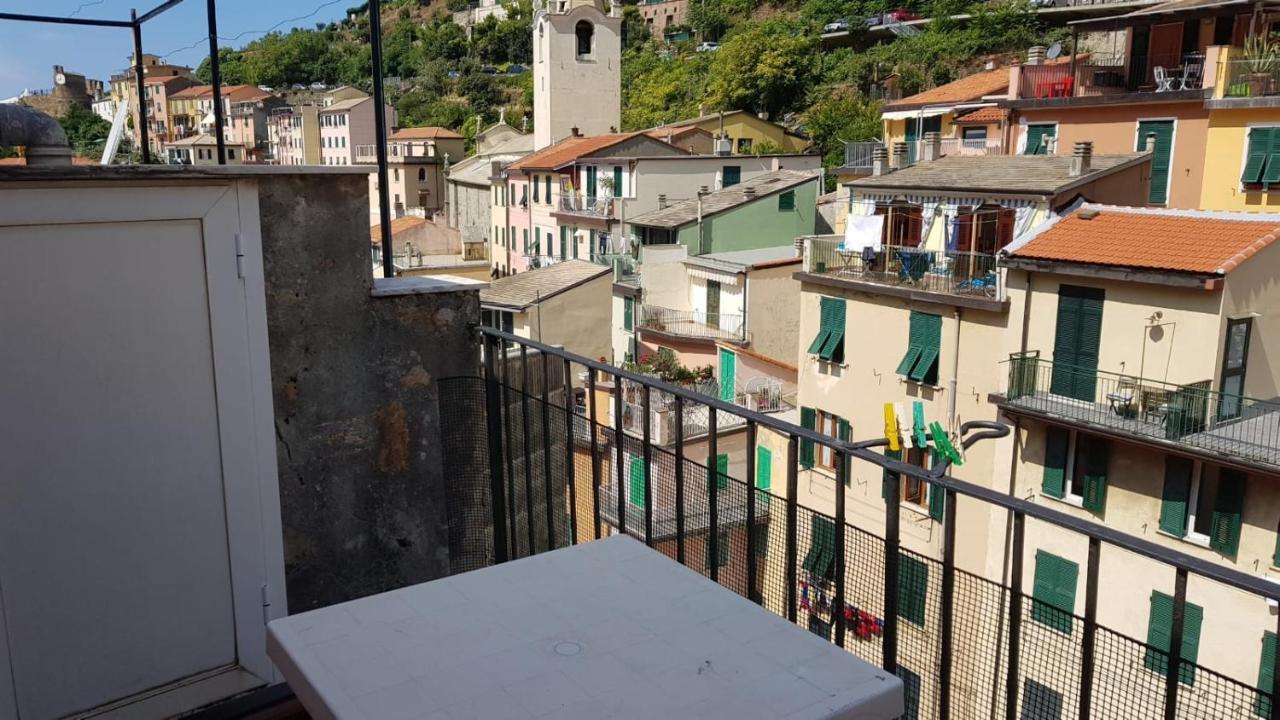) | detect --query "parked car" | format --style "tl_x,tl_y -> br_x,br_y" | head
479,65 -> 499,74
822,19 -> 850,33
507,64 -> 526,74
1030,0 -> 1055,7
695,41 -> 720,52
868,8 -> 921,25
